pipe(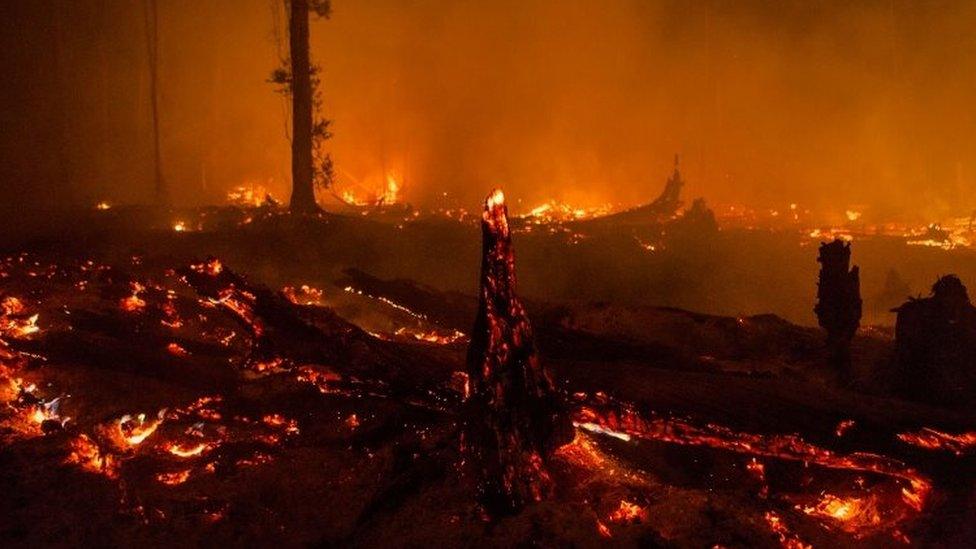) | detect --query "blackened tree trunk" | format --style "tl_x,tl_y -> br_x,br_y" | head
892,275 -> 976,406
815,239 -> 861,375
465,189 -> 573,516
143,0 -> 166,205
288,0 -> 317,213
